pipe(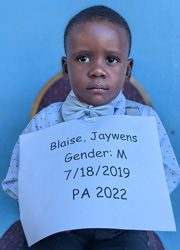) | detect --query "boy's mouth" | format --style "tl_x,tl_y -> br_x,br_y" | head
87,84 -> 109,91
